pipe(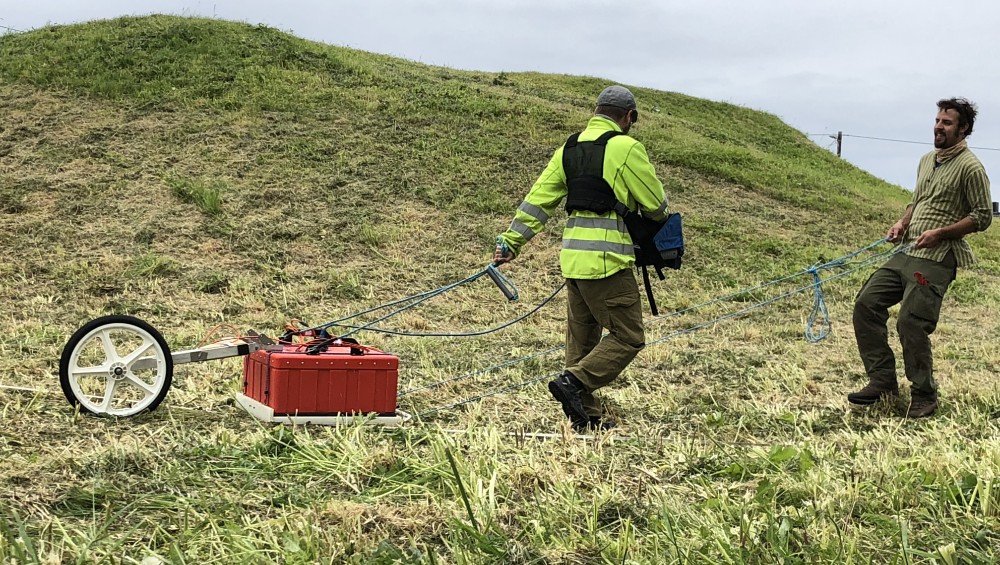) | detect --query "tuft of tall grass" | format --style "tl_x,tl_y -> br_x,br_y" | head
166,176 -> 224,216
